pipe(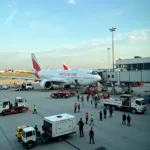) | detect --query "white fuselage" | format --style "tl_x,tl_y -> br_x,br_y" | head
37,69 -> 101,86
